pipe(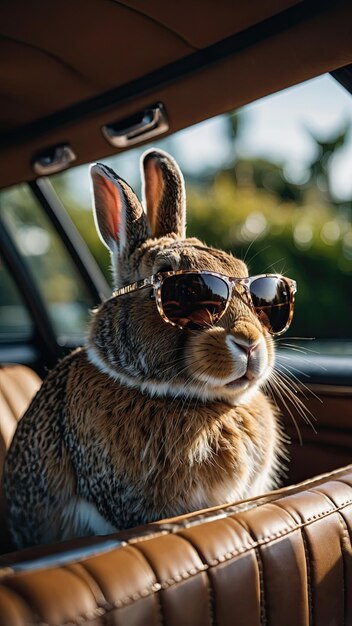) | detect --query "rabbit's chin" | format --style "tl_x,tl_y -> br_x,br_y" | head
87,344 -> 267,406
